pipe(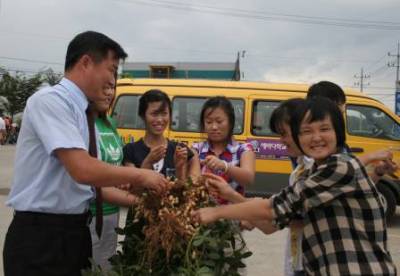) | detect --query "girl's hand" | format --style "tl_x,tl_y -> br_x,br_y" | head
362,149 -> 393,166
146,145 -> 167,164
204,173 -> 235,200
371,149 -> 393,163
240,220 -> 255,231
174,146 -> 188,168
118,183 -> 131,191
374,159 -> 398,177
192,207 -> 219,225
202,155 -> 227,172
289,220 -> 304,228
174,145 -> 188,179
